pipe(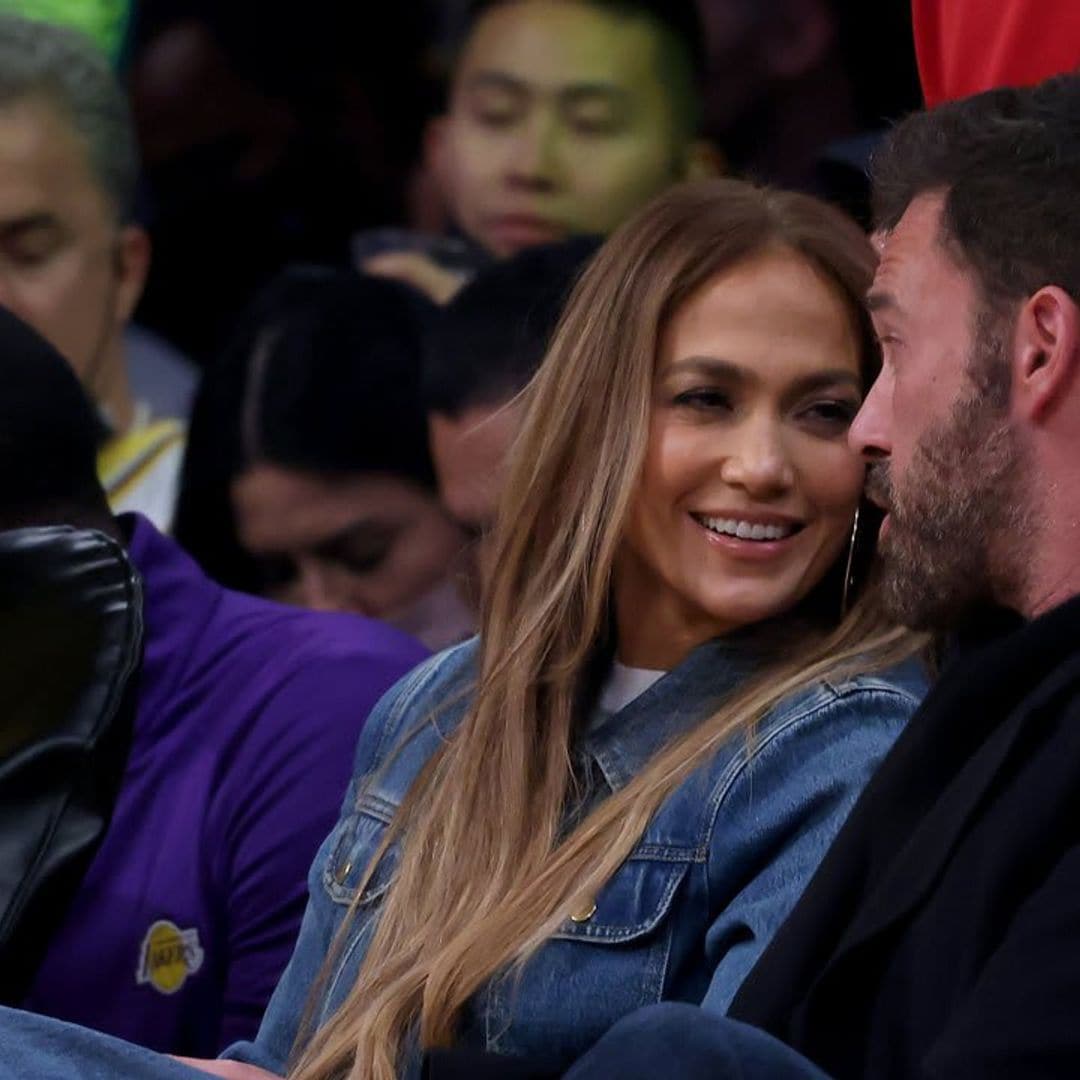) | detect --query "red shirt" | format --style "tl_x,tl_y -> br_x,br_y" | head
913,0 -> 1080,106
